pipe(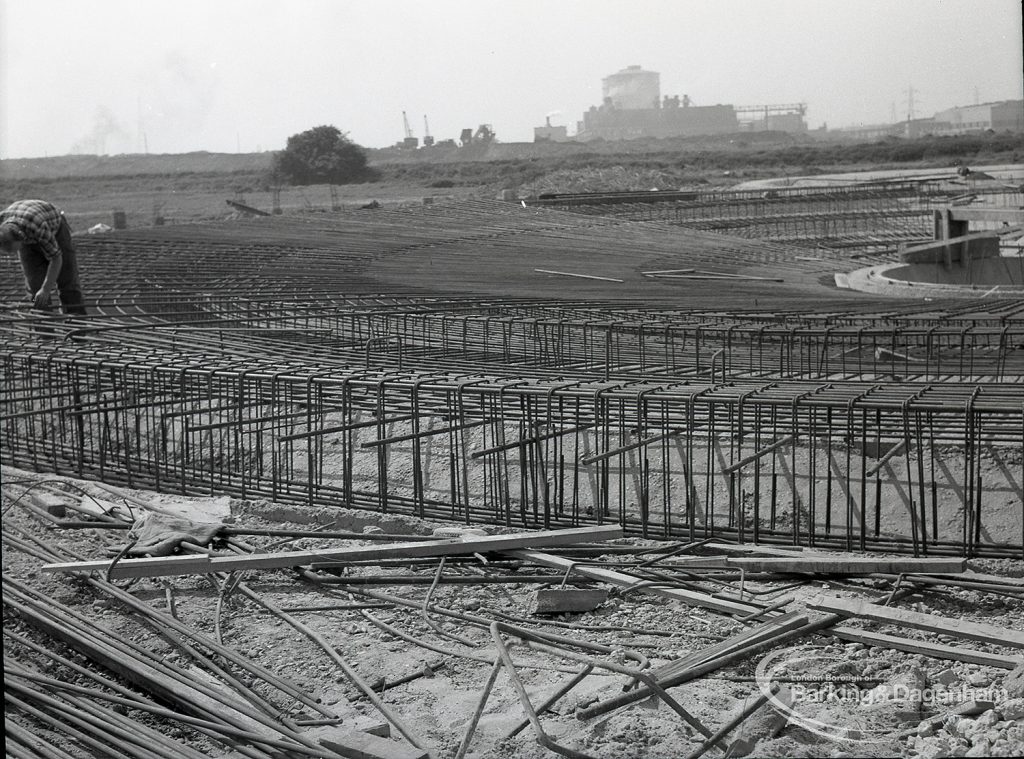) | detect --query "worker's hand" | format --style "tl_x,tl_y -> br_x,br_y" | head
32,288 -> 52,310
